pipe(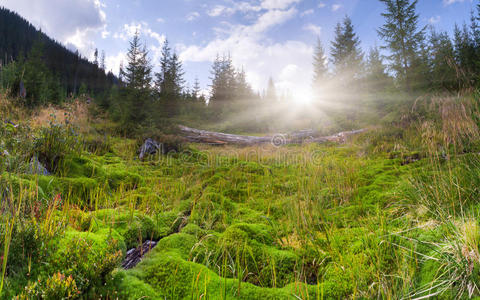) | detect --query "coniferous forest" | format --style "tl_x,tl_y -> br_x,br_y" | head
3,1 -> 480,299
